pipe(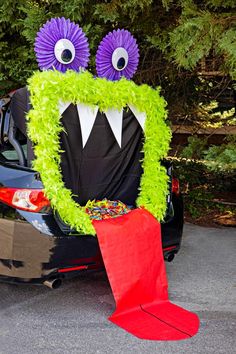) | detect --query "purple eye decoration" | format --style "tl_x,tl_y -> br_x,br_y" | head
96,29 -> 139,81
34,17 -> 90,73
